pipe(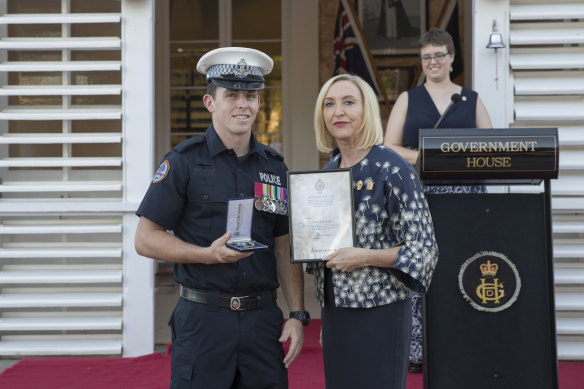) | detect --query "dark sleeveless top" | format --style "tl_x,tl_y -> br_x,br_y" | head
403,85 -> 478,149
403,84 -> 485,194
